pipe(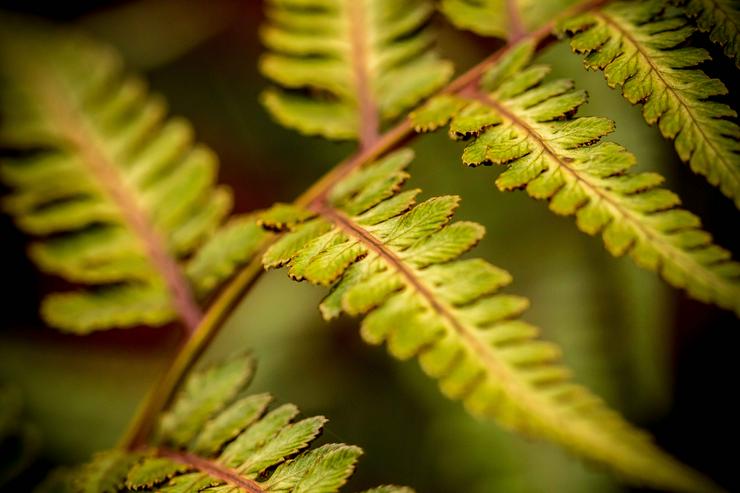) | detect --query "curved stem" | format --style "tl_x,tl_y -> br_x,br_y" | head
119,251 -> 268,448
119,0 -> 609,450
